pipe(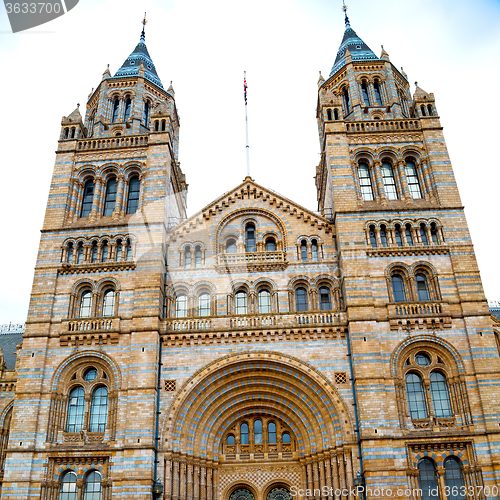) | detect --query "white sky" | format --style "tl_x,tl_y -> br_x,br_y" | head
0,0 -> 499,324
